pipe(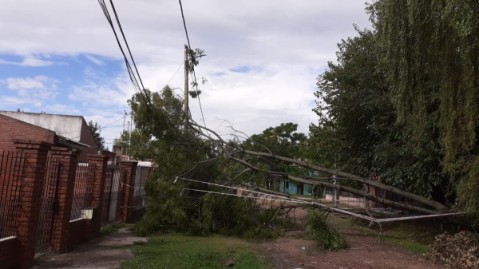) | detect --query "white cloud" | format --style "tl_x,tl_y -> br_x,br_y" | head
1,76 -> 59,109
5,76 -> 48,90
85,55 -> 105,66
0,56 -> 54,67
68,68 -> 133,108
0,0 -> 372,140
